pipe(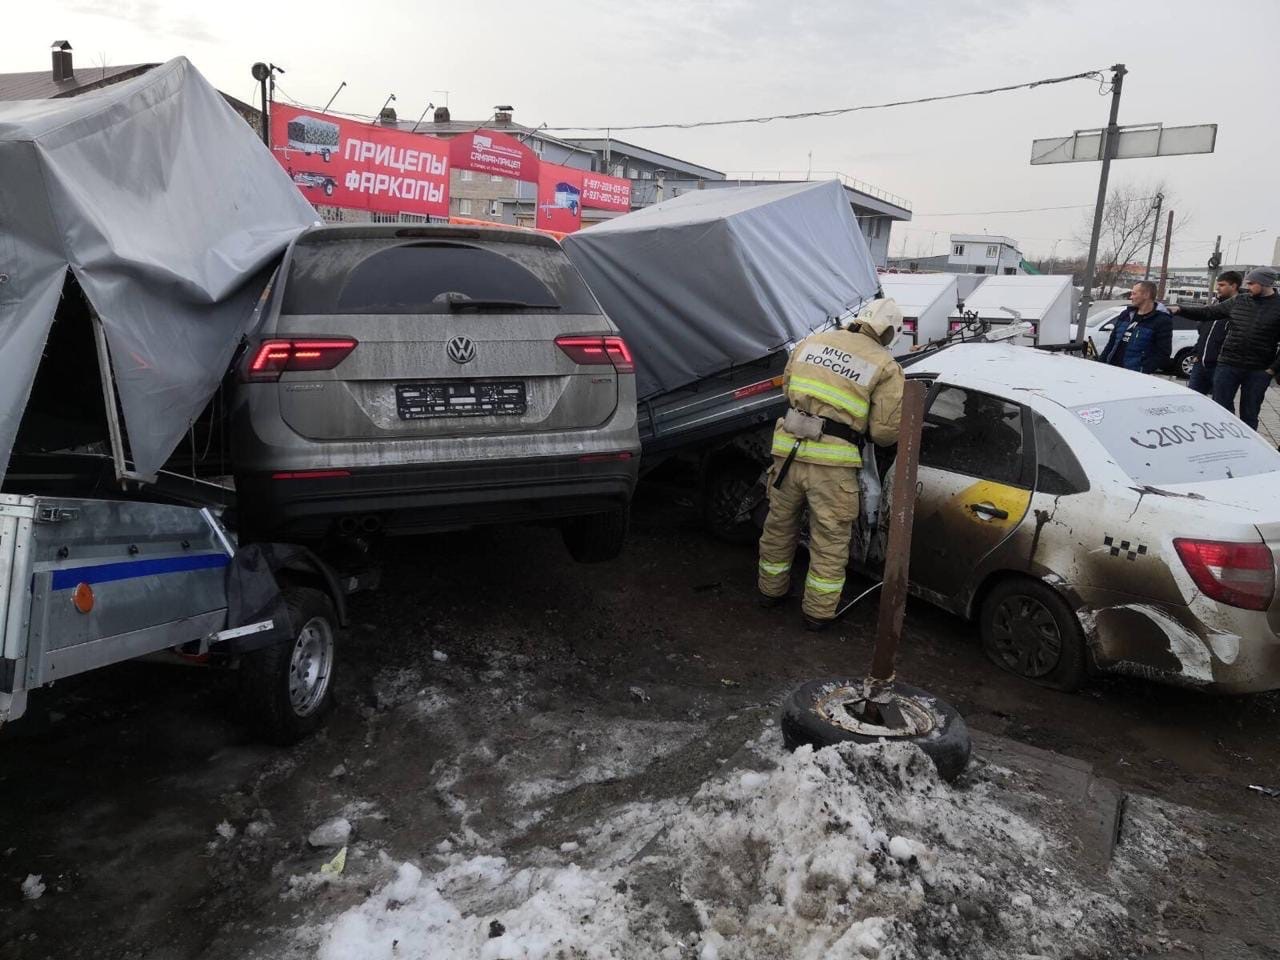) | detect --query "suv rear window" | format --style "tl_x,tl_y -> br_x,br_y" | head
281,238 -> 601,315
1069,396 -> 1280,484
